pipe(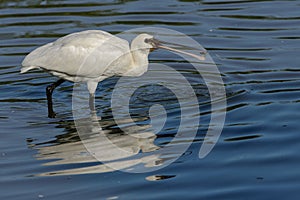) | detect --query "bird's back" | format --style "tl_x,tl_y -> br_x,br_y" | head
21,30 -> 132,82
